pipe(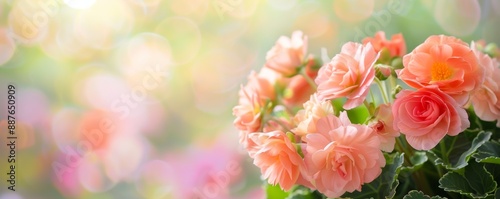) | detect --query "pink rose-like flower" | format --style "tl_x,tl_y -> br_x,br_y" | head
363,31 -> 407,57
265,31 -> 307,76
315,42 -> 379,110
369,103 -> 400,152
293,93 -> 334,136
398,35 -> 484,105
470,42 -> 500,126
304,113 -> 385,198
393,86 -> 470,150
249,131 -> 306,191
